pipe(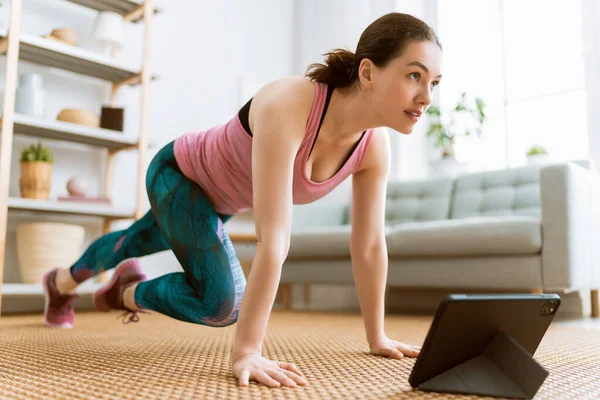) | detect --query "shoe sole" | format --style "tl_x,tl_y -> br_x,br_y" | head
42,269 -> 73,329
93,259 -> 143,312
